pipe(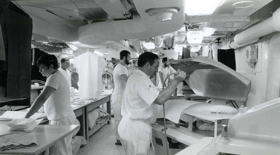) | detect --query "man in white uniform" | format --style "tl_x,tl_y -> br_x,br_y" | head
25,54 -> 78,155
158,57 -> 176,88
112,50 -> 131,145
118,52 -> 186,155
58,58 -> 71,87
